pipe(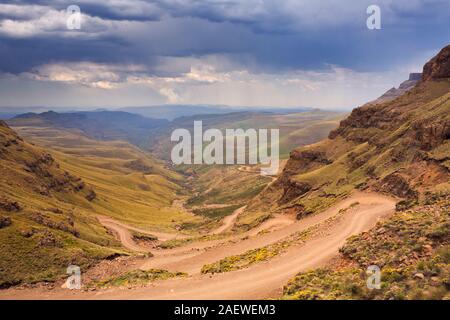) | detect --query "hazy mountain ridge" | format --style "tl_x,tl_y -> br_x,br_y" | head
9,111 -> 168,150
7,108 -> 344,161
372,73 -> 422,104
119,105 -> 315,120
